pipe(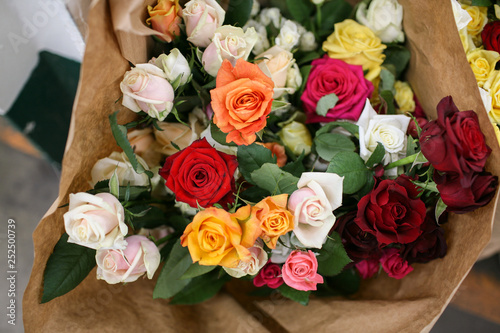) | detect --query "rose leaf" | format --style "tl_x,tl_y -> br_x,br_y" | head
278,284 -> 311,306
250,163 -> 299,195
365,142 -> 386,168
224,0 -> 253,27
180,263 -> 217,280
317,231 -> 352,277
237,144 -> 277,184
170,270 -> 231,305
316,93 -> 339,117
314,132 -> 356,162
153,240 -> 192,299
327,151 -> 371,194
